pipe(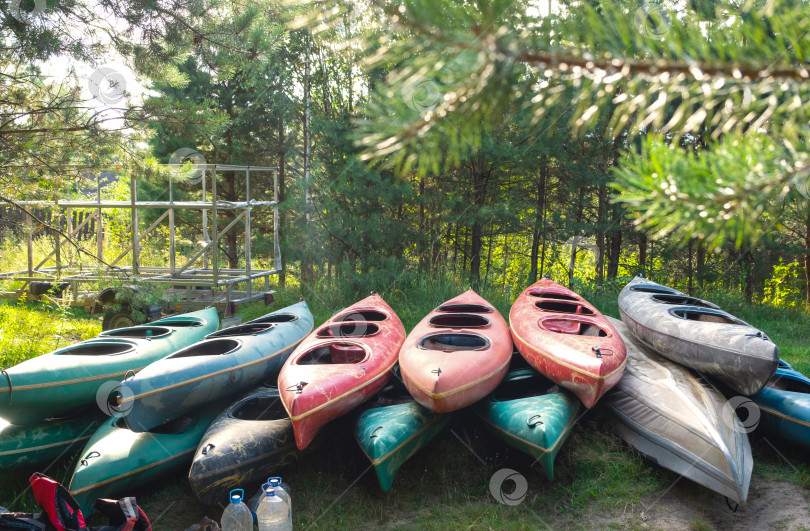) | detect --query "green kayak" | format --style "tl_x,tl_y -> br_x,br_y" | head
0,406 -> 105,469
472,368 -> 582,480
67,407 -> 219,514
354,377 -> 451,491
0,308 -> 219,425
